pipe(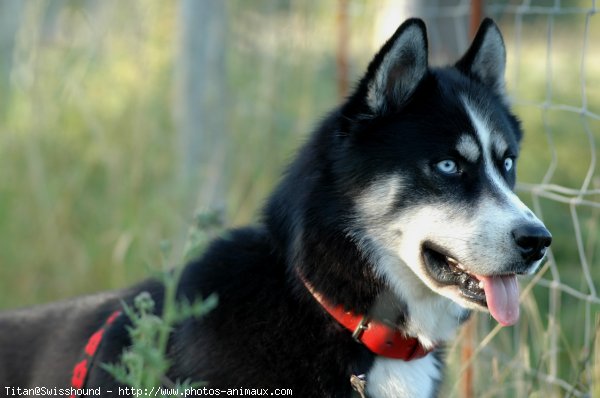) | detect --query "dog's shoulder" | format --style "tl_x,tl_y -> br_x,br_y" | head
177,226 -> 284,300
